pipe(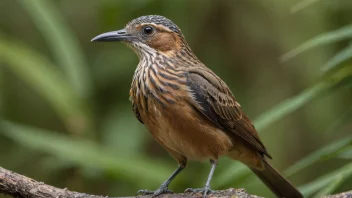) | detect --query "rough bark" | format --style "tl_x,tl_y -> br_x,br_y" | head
0,166 -> 350,198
